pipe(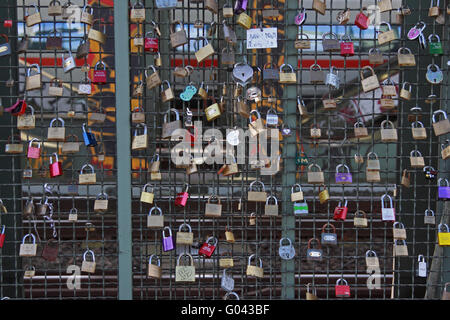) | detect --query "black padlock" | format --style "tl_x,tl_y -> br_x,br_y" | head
423,166 -> 438,180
